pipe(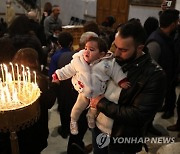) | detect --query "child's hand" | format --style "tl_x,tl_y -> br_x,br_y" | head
120,82 -> 131,89
90,95 -> 104,108
52,73 -> 60,84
